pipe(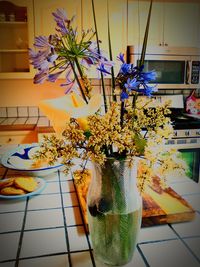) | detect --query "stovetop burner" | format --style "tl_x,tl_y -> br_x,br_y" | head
169,109 -> 200,130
